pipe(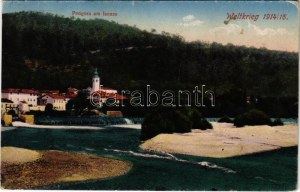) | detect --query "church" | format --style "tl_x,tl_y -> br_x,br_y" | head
89,68 -> 126,107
